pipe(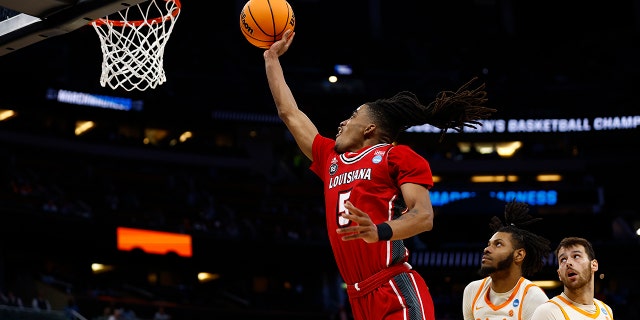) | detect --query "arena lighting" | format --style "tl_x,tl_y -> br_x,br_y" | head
0,109 -> 16,120
431,189 -> 560,207
456,141 -> 522,158
473,142 -> 495,155
334,64 -> 353,75
537,174 -> 563,182
91,263 -> 114,274
471,175 -> 519,183
46,88 -> 143,111
457,142 -> 472,152
409,115 -> 640,133
532,280 -> 562,289
179,131 -> 193,142
143,128 -> 169,146
116,227 -> 192,258
411,250 -> 559,267
74,120 -> 95,136
197,272 -> 221,283
495,141 -> 522,157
